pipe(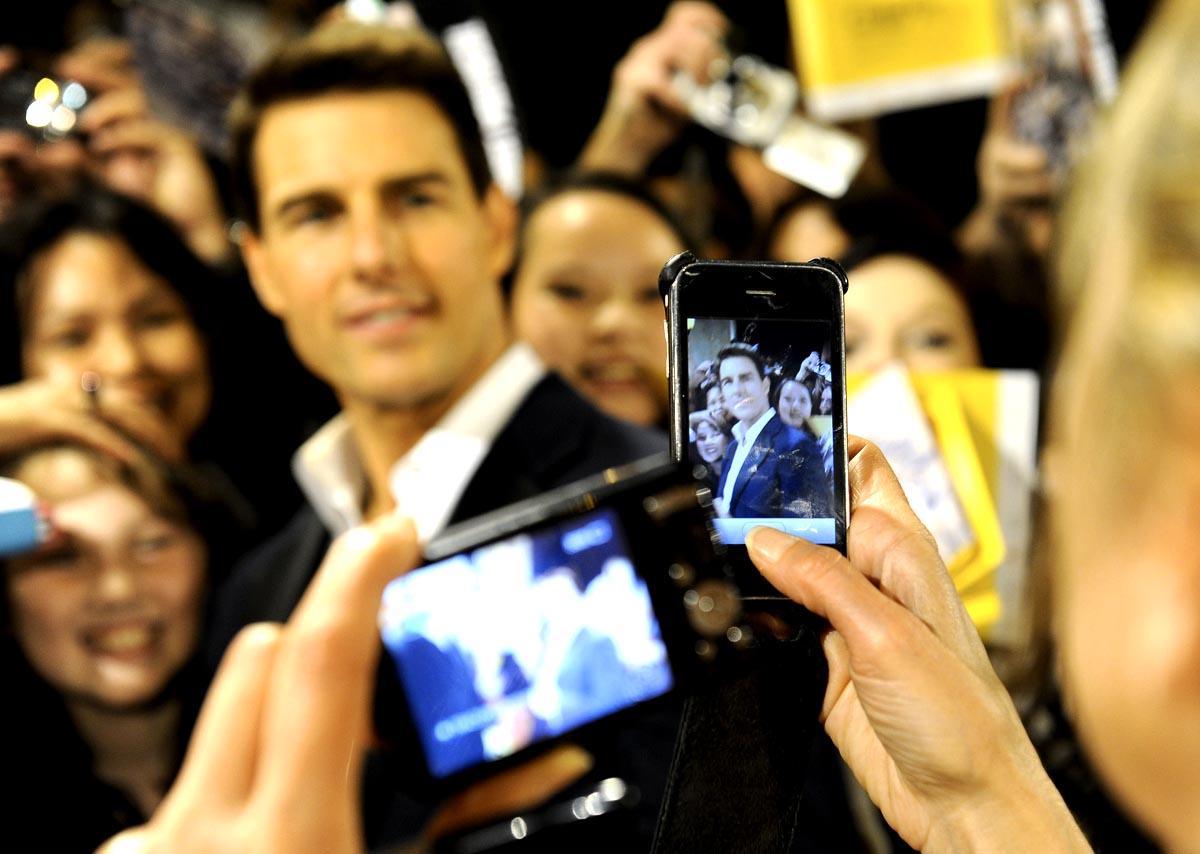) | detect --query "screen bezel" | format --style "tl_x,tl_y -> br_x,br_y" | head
666,260 -> 849,595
